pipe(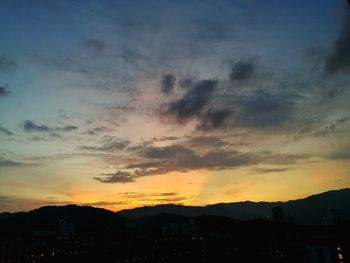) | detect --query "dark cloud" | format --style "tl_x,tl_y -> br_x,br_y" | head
81,38 -> 107,55
178,77 -> 196,89
95,145 -> 256,184
79,137 -> 130,153
94,144 -> 309,184
22,120 -> 79,133
191,89 -> 298,130
0,126 -> 14,136
126,161 -> 163,169
160,69 -> 300,131
163,79 -> 218,123
84,126 -> 113,135
324,9 -> 350,75
233,90 -> 298,127
0,158 -> 38,167
58,125 -> 78,132
94,171 -> 135,183
152,136 -> 181,142
0,55 -> 17,73
187,136 -> 228,148
23,120 -> 51,132
161,73 -> 176,94
141,145 -> 194,160
230,58 -> 256,82
0,86 -> 10,97
184,136 -> 230,152
0,159 -> 23,167
93,140 -> 309,183
197,108 -> 233,130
